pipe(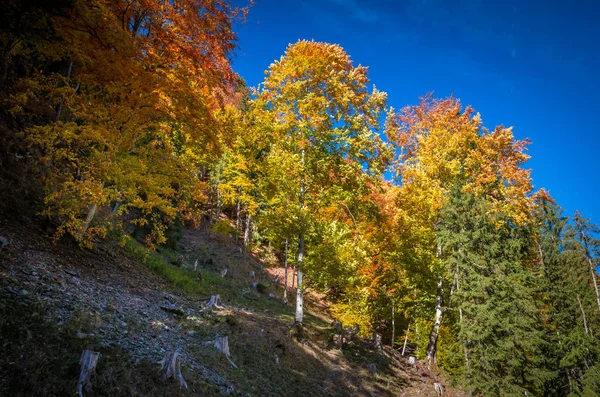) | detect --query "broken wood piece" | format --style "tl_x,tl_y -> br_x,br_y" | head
208,336 -> 237,368
220,268 -> 228,278
434,382 -> 443,396
250,270 -> 255,279
76,350 -> 99,397
159,351 -> 188,389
